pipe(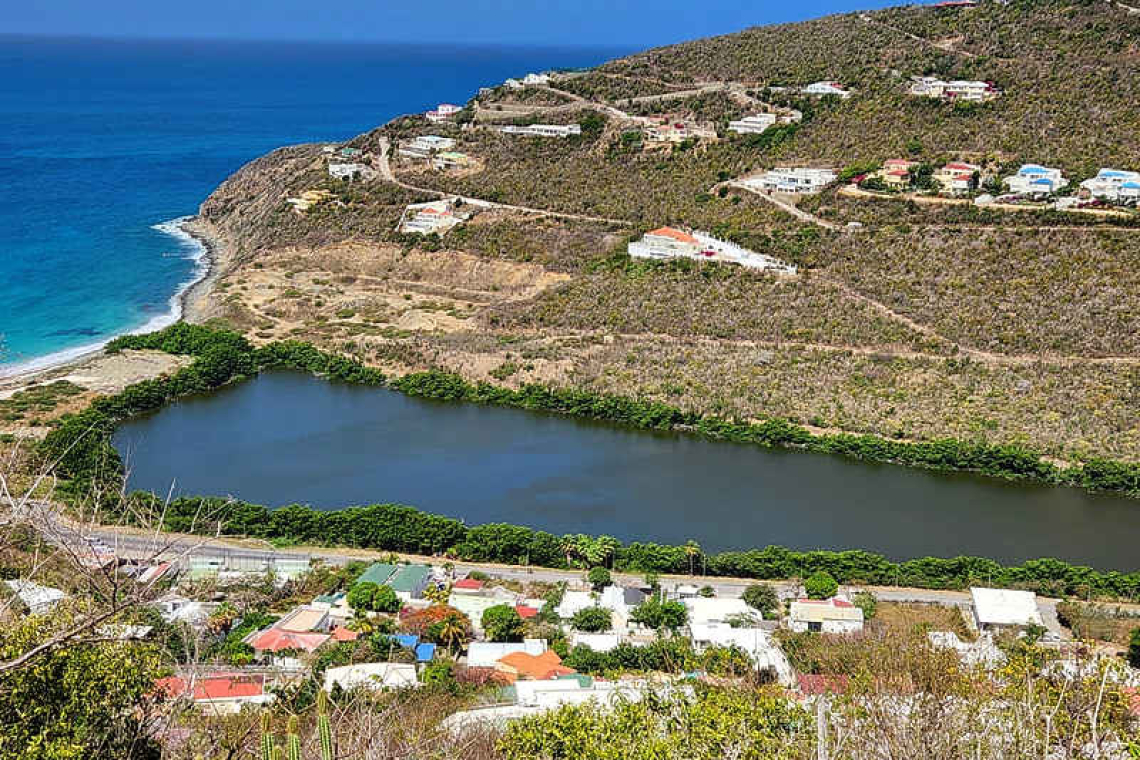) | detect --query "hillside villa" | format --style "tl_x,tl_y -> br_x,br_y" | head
908,77 -> 1000,101
746,167 -> 838,194
497,123 -> 581,138
433,151 -> 473,170
871,158 -> 919,189
1079,168 -> 1140,204
397,198 -> 473,235
787,597 -> 865,634
934,161 -> 981,195
728,113 -> 777,134
155,673 -> 273,715
802,81 -> 851,98
970,587 -> 1043,633
398,135 -> 456,160
1003,164 -> 1068,197
628,227 -> 797,273
425,103 -> 462,122
327,162 -> 374,180
644,118 -> 718,144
